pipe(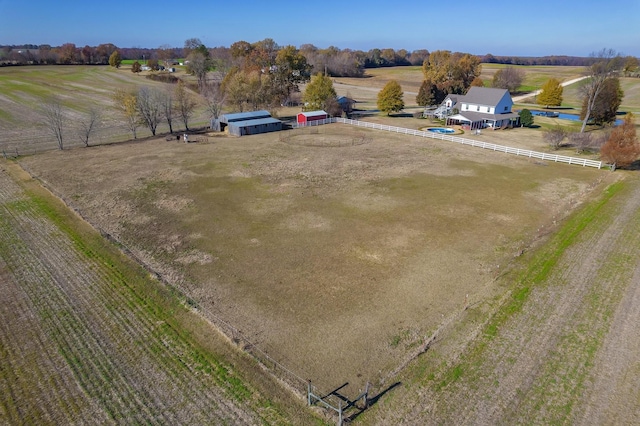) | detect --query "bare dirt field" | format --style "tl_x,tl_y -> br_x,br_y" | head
17,122 -> 612,399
